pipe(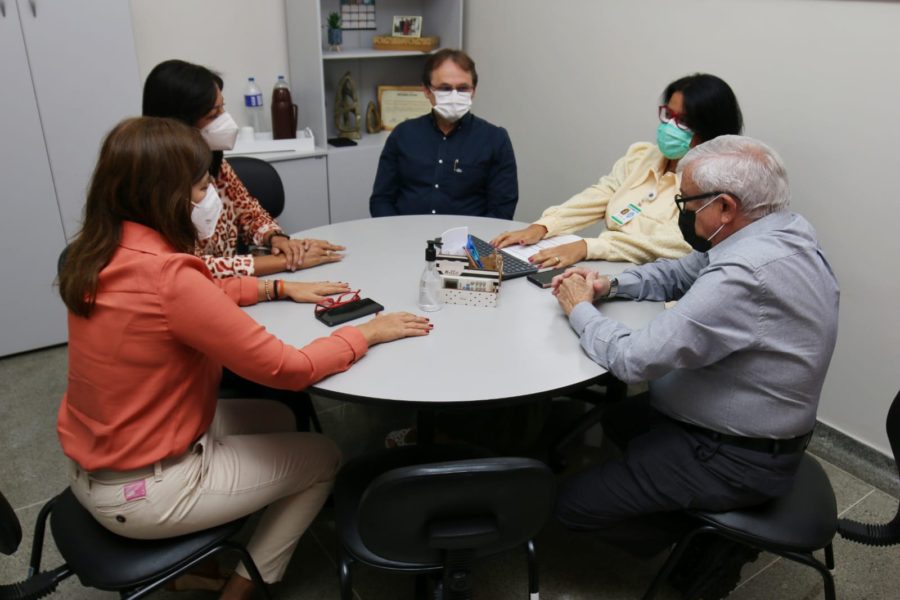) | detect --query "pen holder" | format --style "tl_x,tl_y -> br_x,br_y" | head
436,252 -> 502,308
